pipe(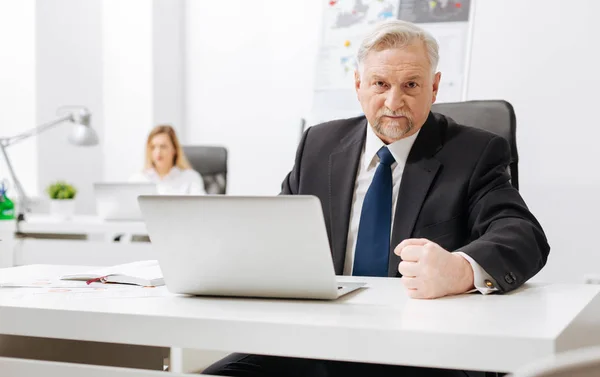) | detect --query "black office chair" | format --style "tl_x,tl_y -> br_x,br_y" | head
182,146 -> 228,194
431,100 -> 519,190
